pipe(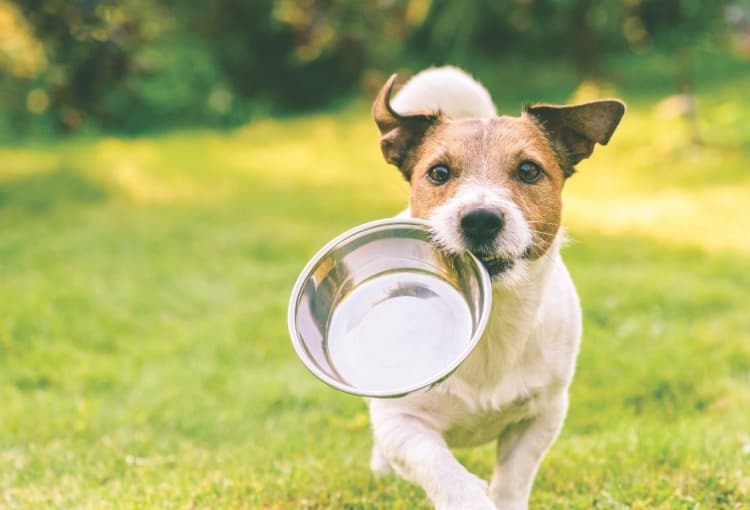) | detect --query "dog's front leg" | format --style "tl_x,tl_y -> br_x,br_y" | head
488,393 -> 568,510
370,406 -> 496,510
